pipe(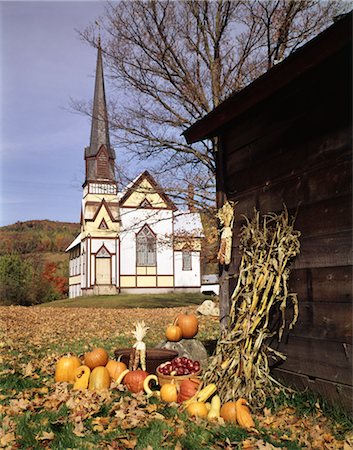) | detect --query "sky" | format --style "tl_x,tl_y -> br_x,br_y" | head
0,0 -> 112,226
